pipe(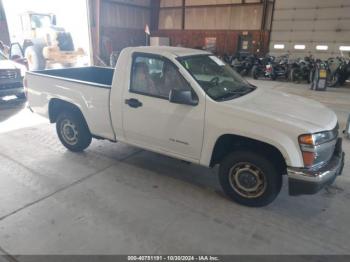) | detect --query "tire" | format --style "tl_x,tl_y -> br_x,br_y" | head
290,68 -> 299,83
338,75 -> 347,86
219,151 -> 282,207
56,111 -> 92,152
271,73 -> 277,81
25,45 -> 46,71
57,32 -> 75,51
327,71 -> 339,87
251,66 -> 259,79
